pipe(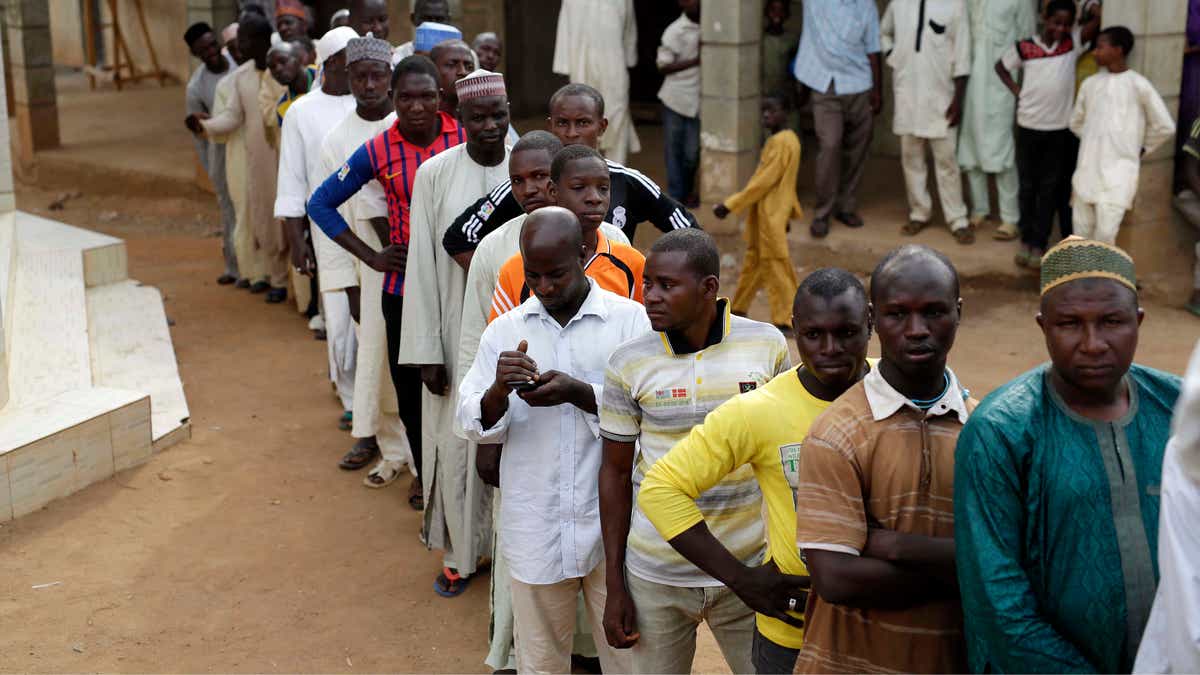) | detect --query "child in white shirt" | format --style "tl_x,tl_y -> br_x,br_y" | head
1068,26 -> 1175,244
995,0 -> 1099,268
